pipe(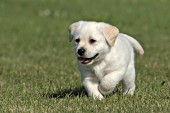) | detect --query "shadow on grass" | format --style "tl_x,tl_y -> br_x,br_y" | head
43,86 -> 87,99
